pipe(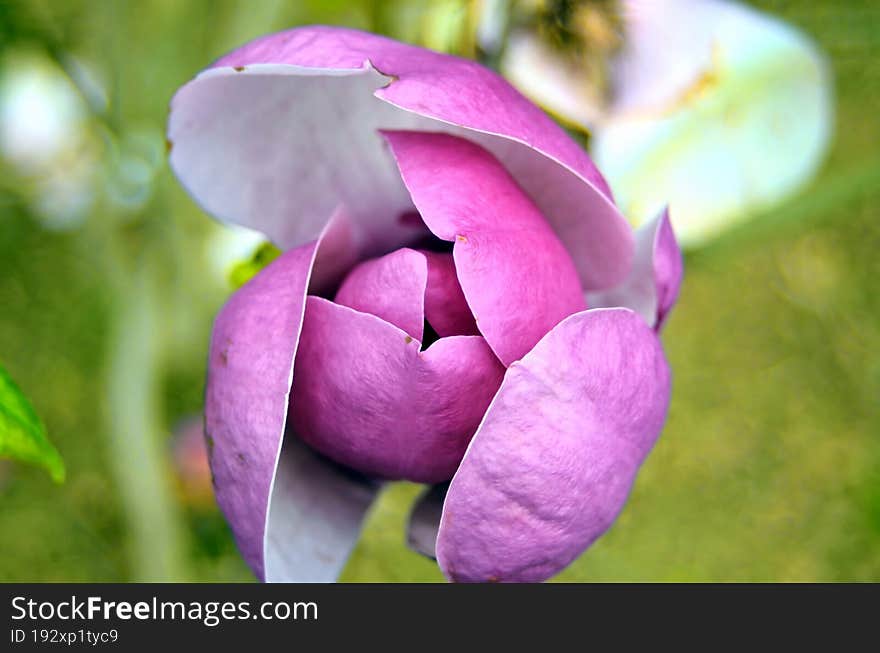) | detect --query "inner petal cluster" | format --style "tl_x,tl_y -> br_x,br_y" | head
284,130 -> 593,483
286,243 -> 504,483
